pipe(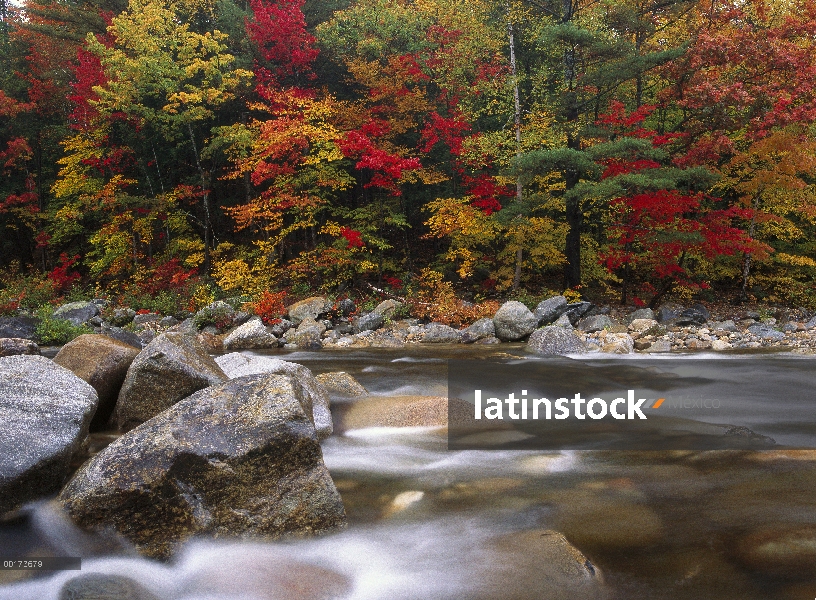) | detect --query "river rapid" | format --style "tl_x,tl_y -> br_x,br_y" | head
1,346 -> 815,599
